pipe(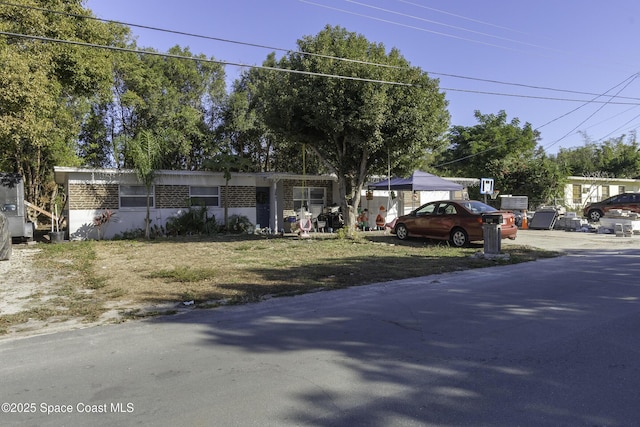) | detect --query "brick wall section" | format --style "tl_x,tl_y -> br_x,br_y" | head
156,185 -> 189,208
222,186 -> 255,208
282,179 -> 334,210
69,182 -> 309,210
69,184 -> 119,210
